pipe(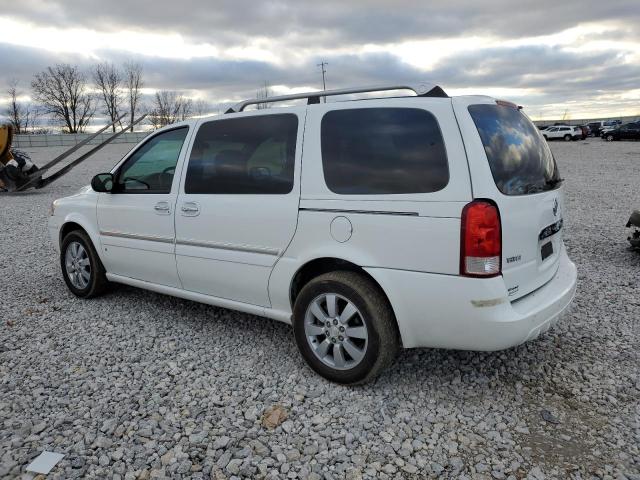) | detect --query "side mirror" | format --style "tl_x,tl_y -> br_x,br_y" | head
91,173 -> 114,193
